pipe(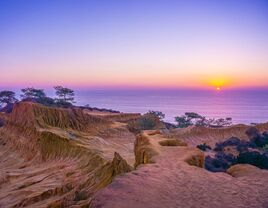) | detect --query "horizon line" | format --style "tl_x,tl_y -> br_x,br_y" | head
1,85 -> 268,92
